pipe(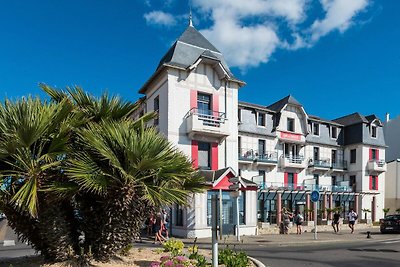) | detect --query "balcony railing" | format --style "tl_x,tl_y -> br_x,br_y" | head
186,108 -> 226,127
279,154 -> 306,169
238,149 -> 278,164
331,160 -> 348,170
308,158 -> 331,168
186,108 -> 229,140
367,159 -> 386,173
284,154 -> 304,164
258,182 -> 353,193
